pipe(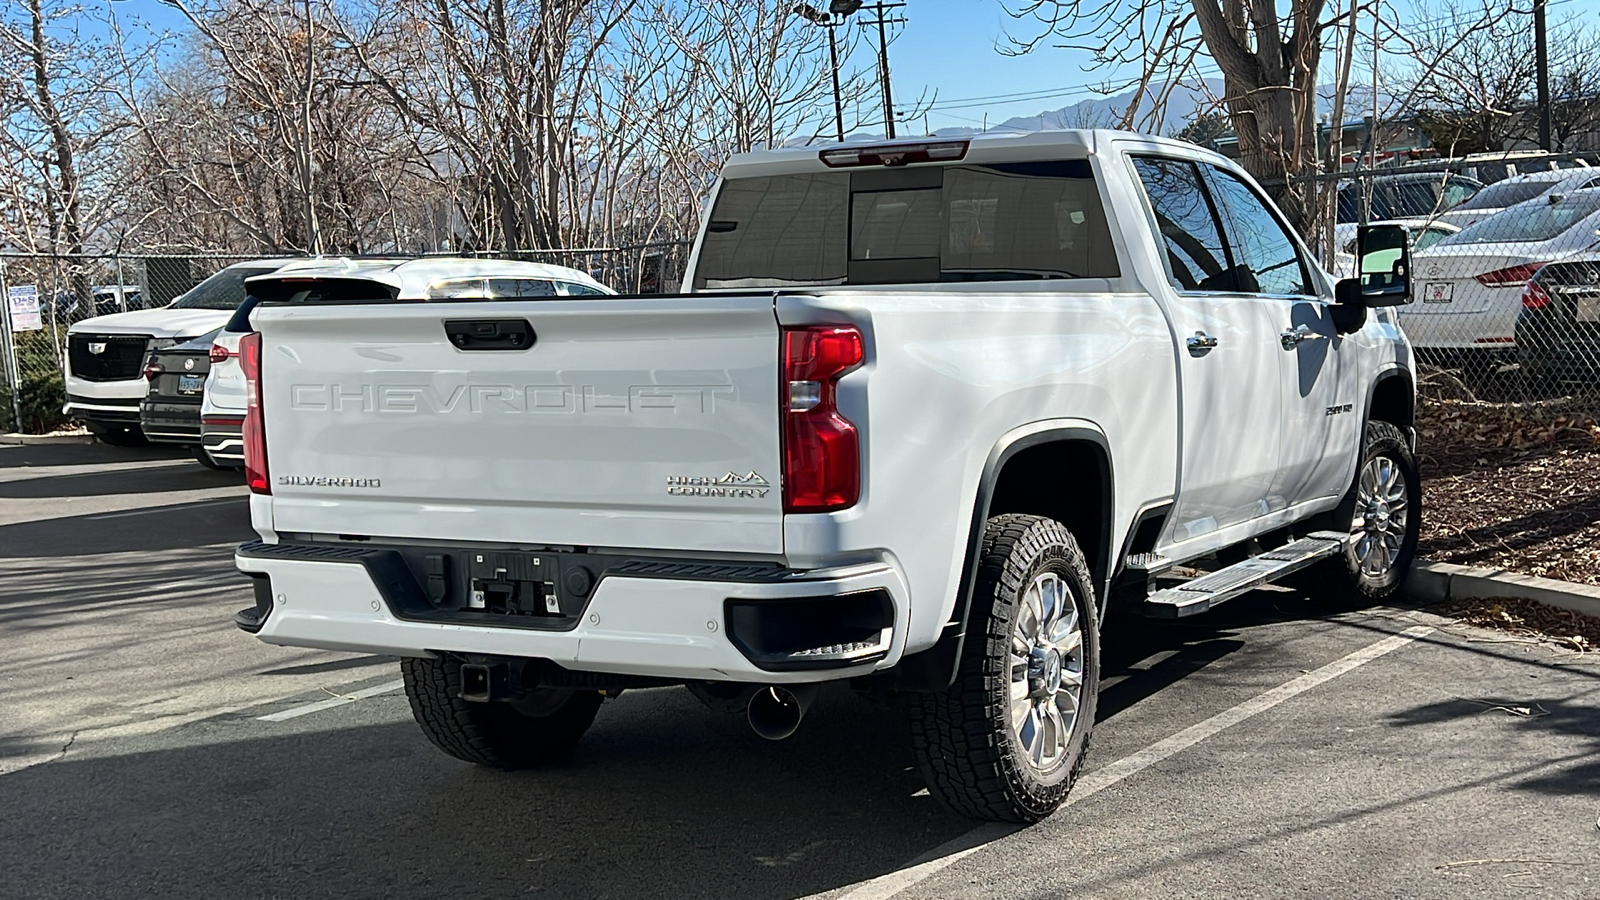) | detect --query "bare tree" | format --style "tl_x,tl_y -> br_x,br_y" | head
0,0 -> 146,255
1397,0 -> 1600,153
1004,0 -> 1351,228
